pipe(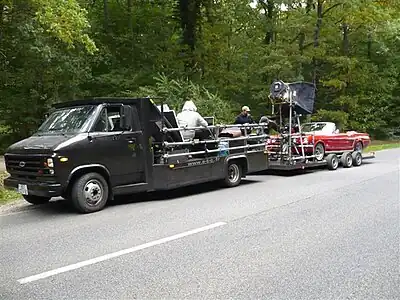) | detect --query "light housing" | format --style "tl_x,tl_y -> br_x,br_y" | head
46,158 -> 54,168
